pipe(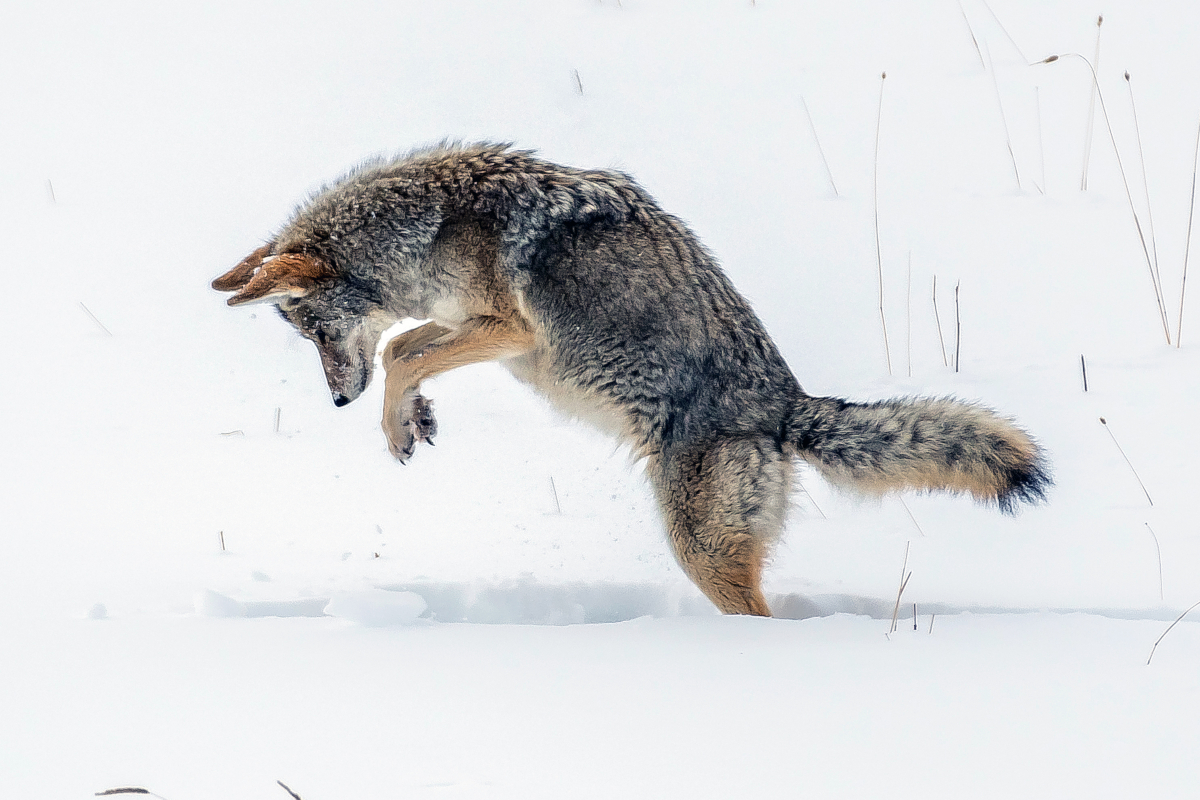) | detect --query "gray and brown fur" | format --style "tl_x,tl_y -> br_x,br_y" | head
213,142 -> 1050,616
